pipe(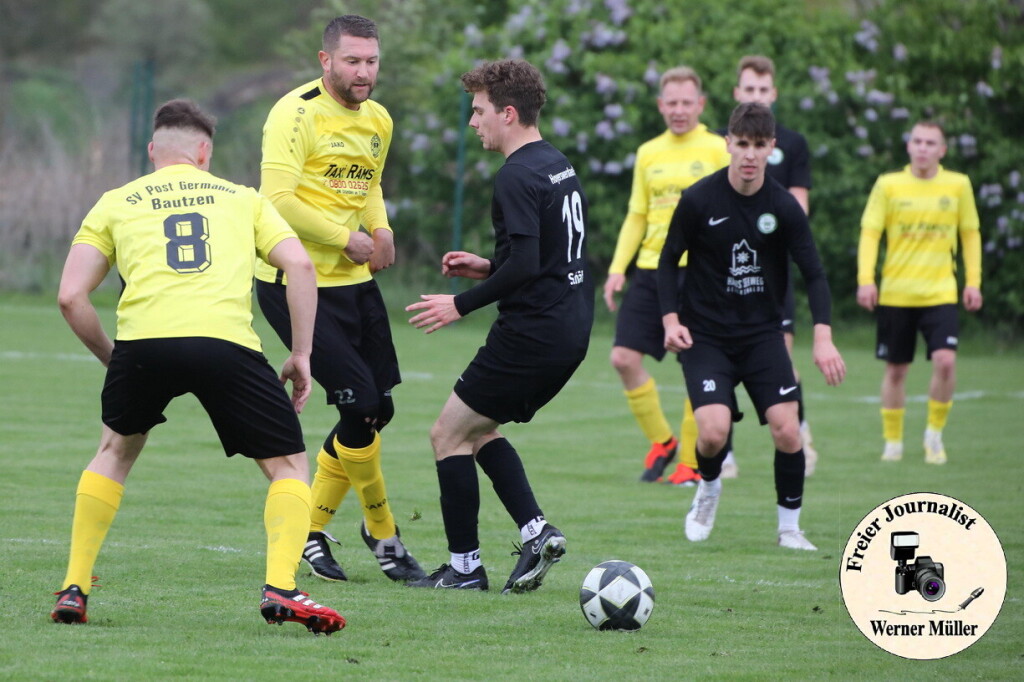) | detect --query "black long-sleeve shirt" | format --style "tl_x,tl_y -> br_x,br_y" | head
657,168 -> 831,341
